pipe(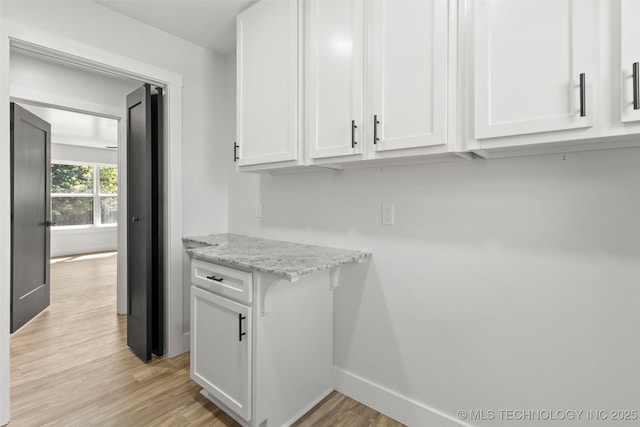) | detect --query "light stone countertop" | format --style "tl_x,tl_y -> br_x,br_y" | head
183,233 -> 371,281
